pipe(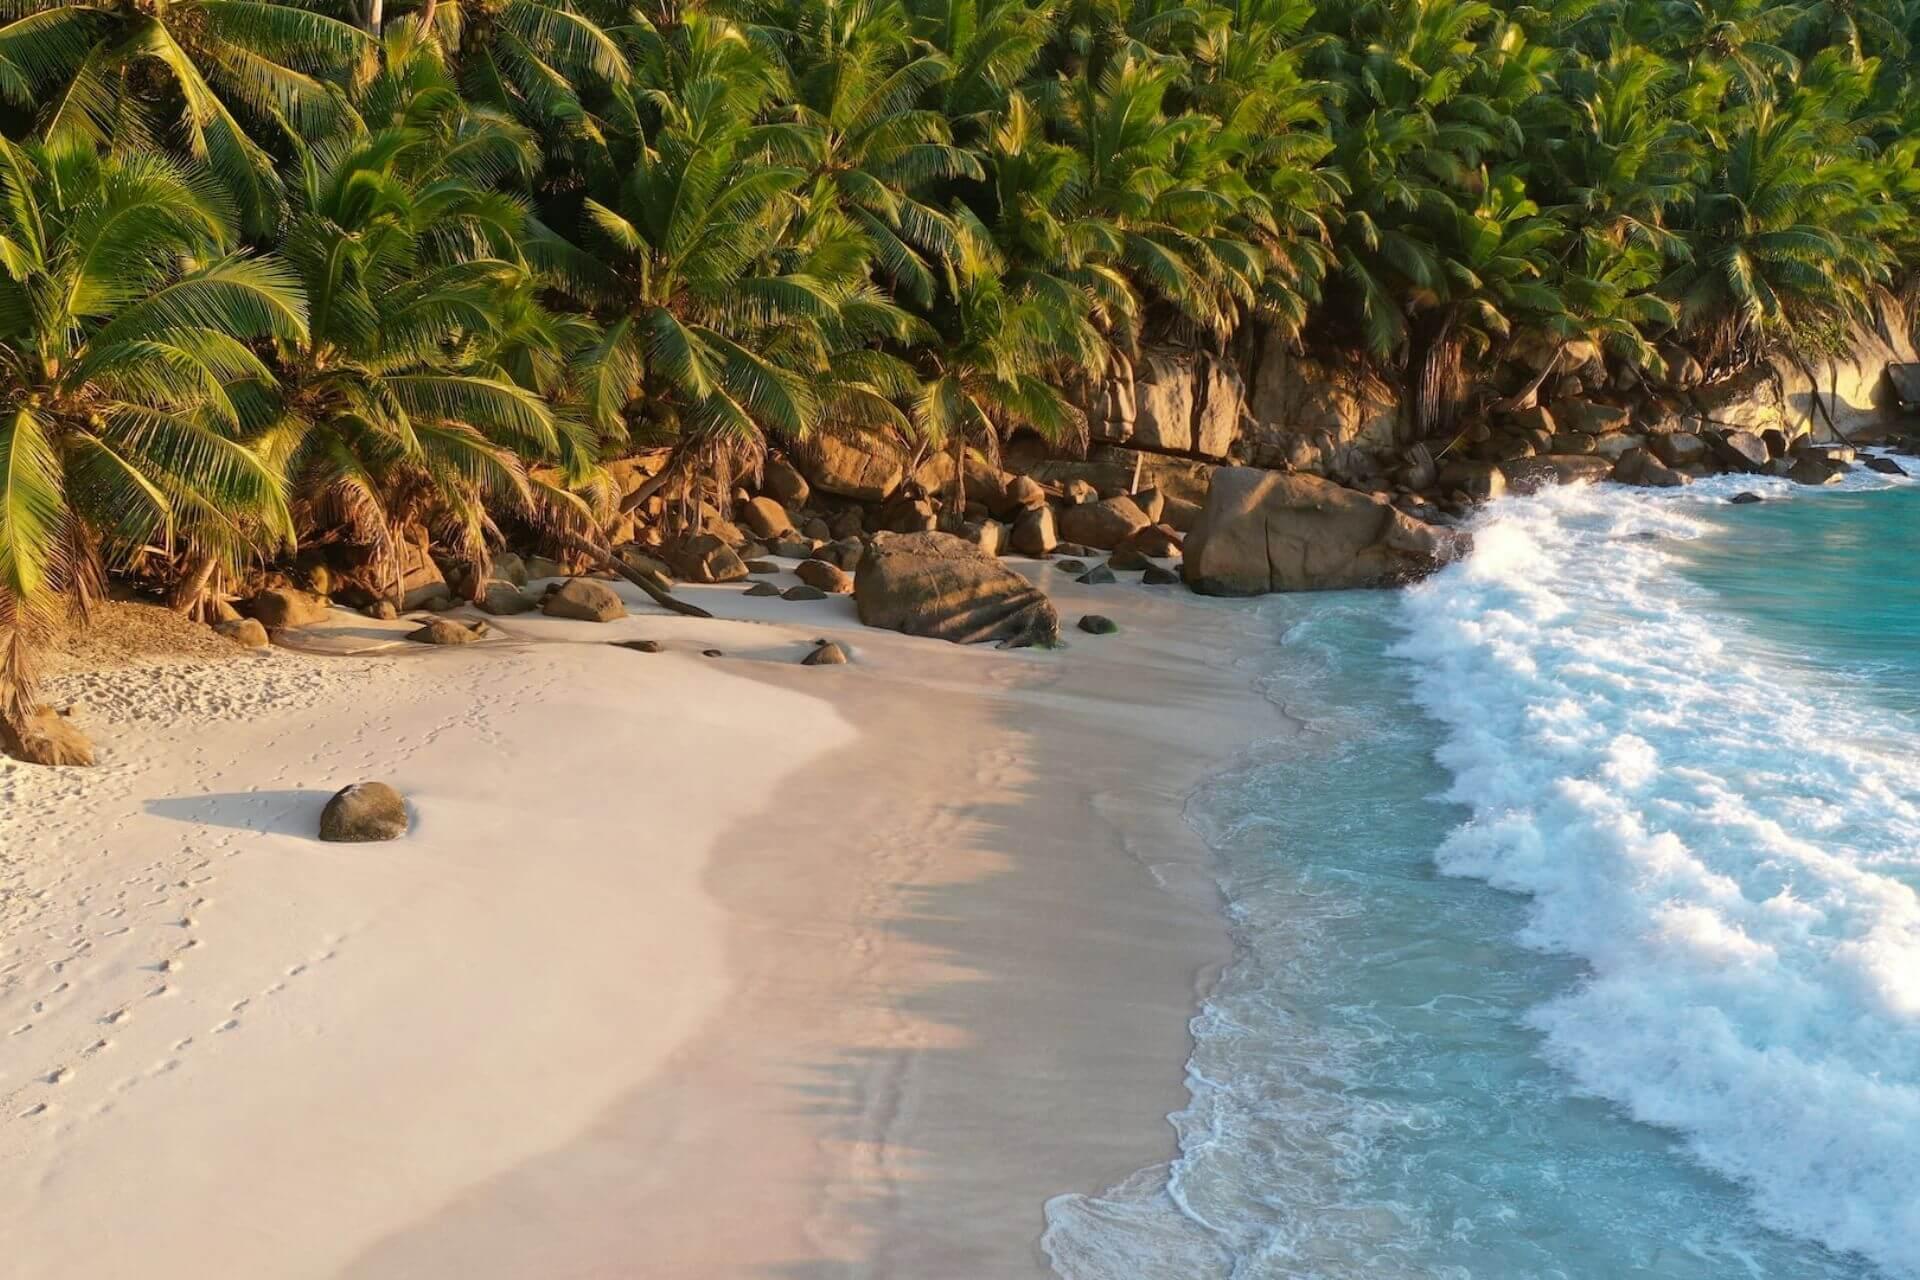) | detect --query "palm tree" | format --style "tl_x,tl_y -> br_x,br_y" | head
0,0 -> 376,234
0,139 -> 306,726
257,39 -> 589,592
